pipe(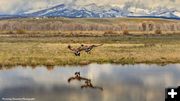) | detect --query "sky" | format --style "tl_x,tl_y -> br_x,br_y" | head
0,0 -> 179,14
